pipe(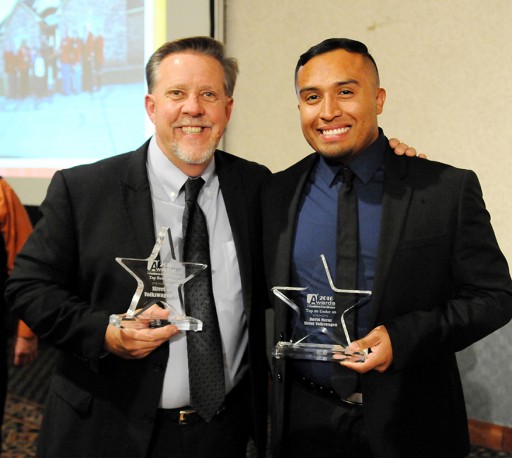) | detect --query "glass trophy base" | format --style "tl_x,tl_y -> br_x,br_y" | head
109,313 -> 203,331
272,341 -> 367,362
